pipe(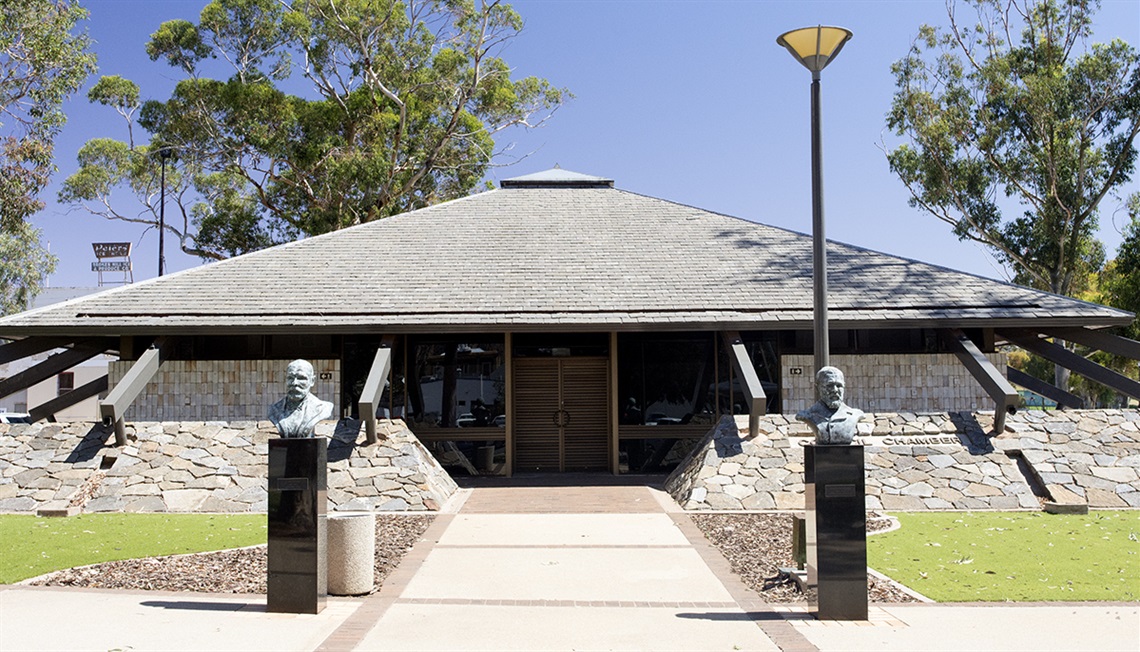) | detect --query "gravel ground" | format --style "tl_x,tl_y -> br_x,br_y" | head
31,515 -> 434,594
29,512 -> 916,604
691,511 -> 919,604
